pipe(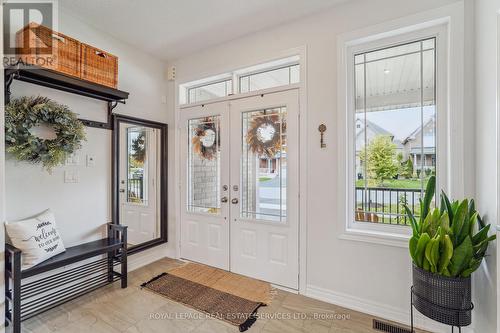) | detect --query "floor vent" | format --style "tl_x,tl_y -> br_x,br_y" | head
373,319 -> 412,333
